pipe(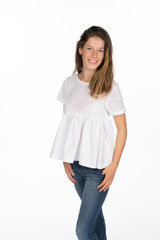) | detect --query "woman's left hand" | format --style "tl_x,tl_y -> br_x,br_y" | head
97,163 -> 118,192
